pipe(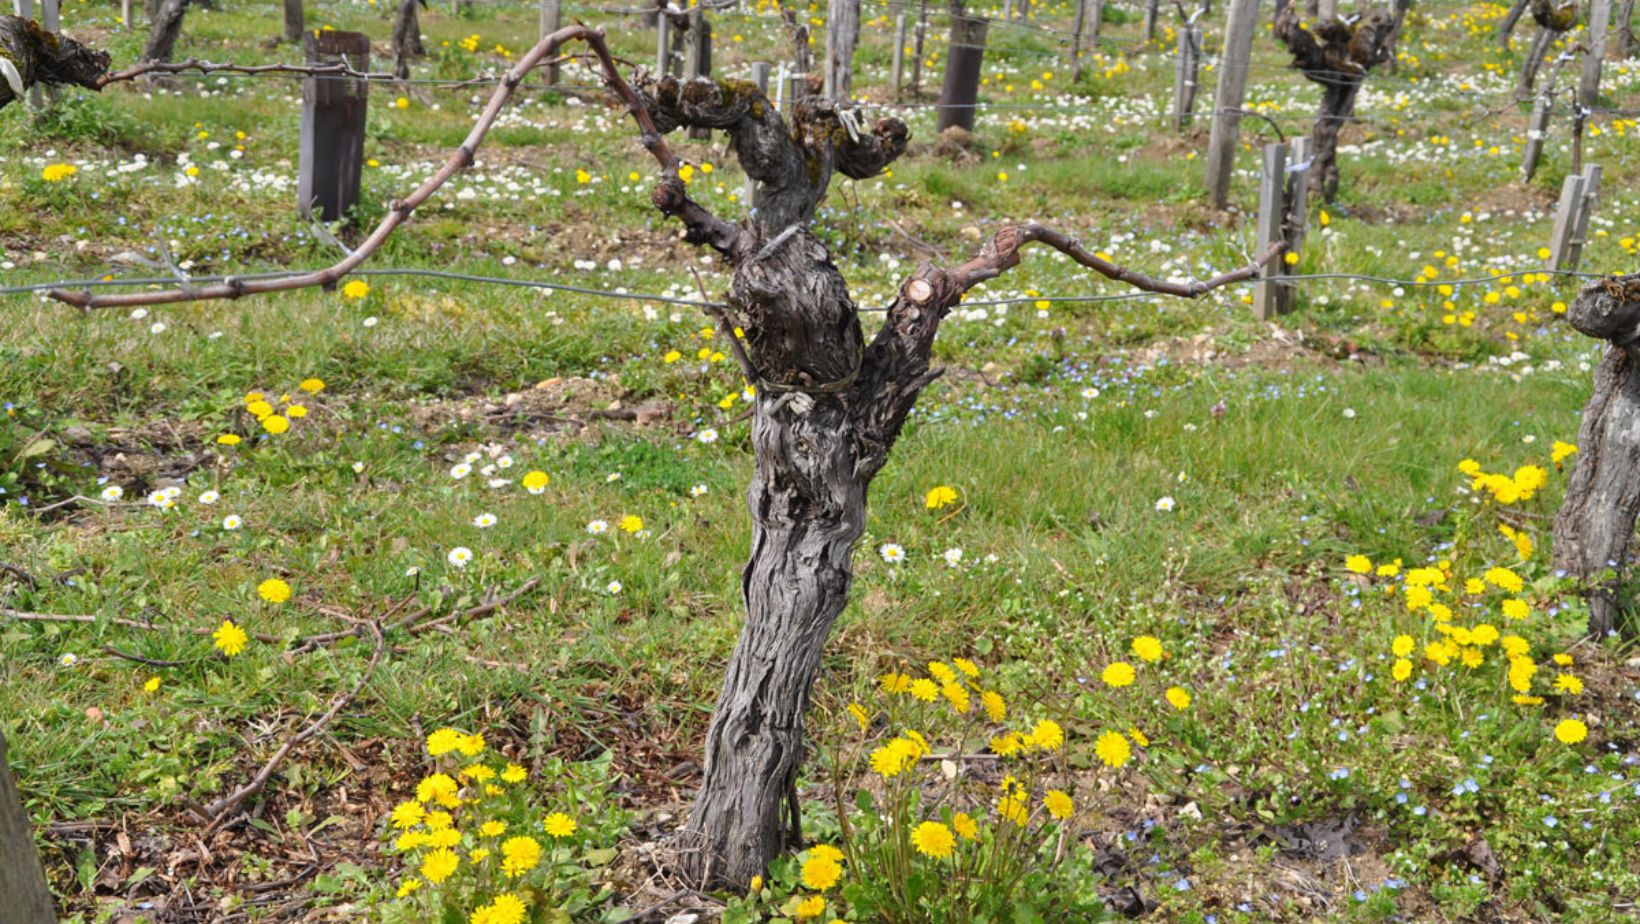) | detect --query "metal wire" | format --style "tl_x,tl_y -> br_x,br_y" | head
2,263 -> 1614,312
